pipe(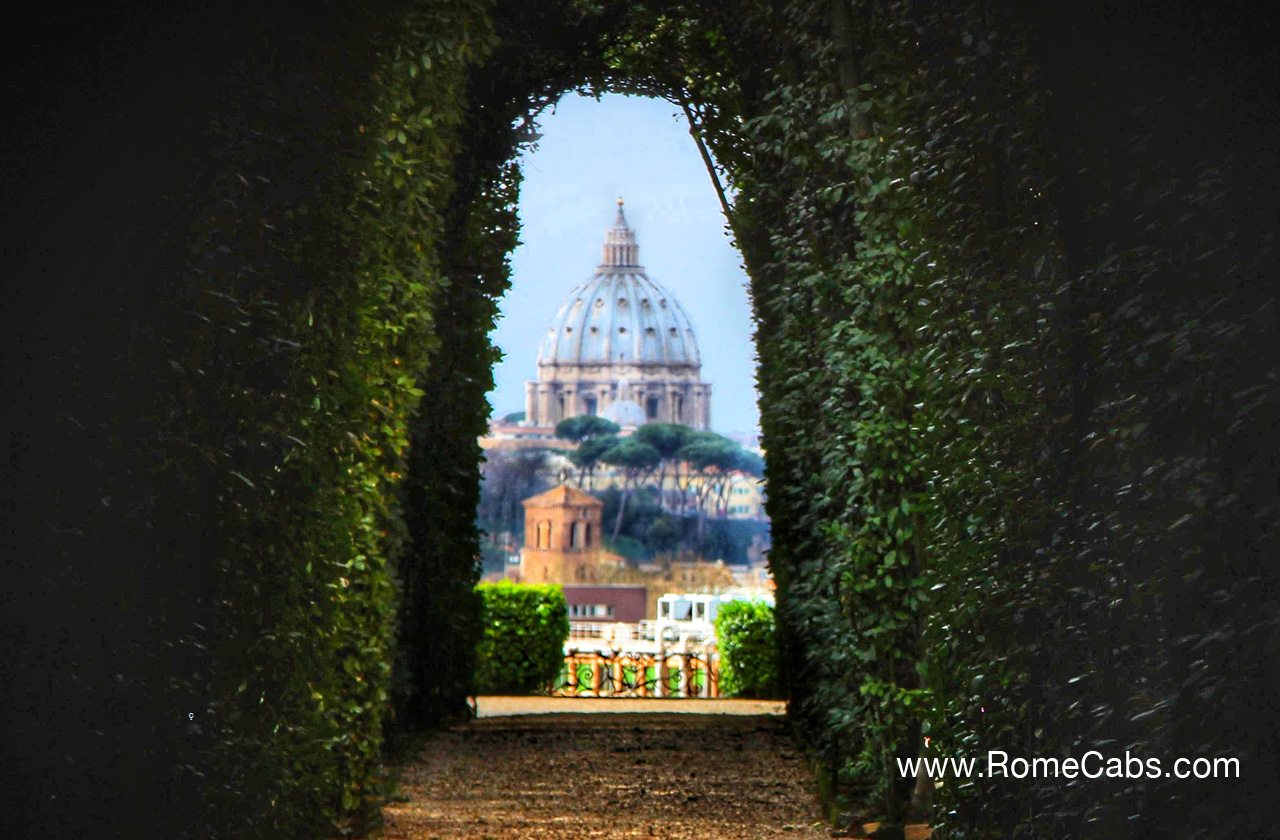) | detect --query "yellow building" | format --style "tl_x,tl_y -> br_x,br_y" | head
724,477 -> 767,519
